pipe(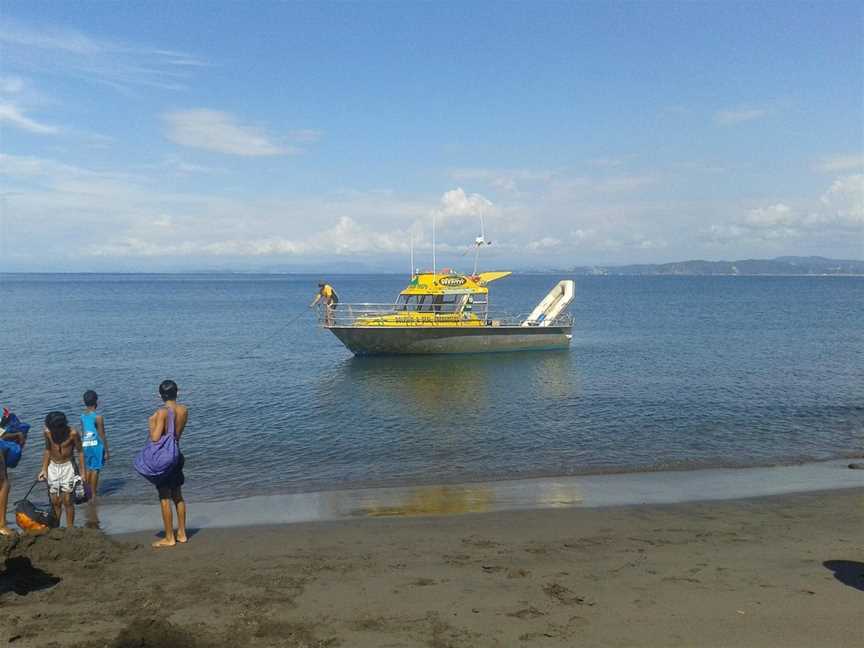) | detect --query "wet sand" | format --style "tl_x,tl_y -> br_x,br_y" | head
1,489 -> 862,647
